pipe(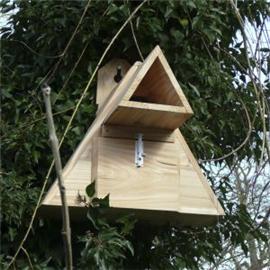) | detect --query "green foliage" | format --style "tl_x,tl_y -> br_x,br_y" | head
78,184 -> 135,269
1,0 -> 269,269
